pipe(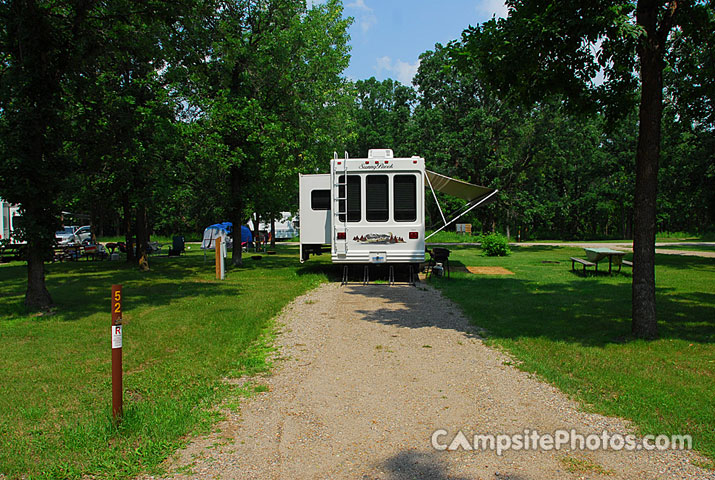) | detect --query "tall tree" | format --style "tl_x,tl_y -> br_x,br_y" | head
187,0 -> 352,266
347,77 -> 417,157
457,0 -> 713,338
75,0 -> 207,268
0,1 -> 105,309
